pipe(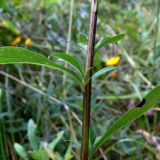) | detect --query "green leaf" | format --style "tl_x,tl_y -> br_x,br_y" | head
40,0 -> 59,7
43,144 -> 56,160
85,66 -> 116,86
96,138 -> 157,160
27,119 -> 38,150
92,66 -> 116,79
0,46 -> 83,87
90,85 -> 160,158
14,143 -> 28,160
89,124 -> 96,148
78,33 -> 88,45
64,146 -> 73,160
95,34 -> 125,52
97,91 -> 148,100
49,52 -> 85,77
78,33 -> 88,51
0,21 -> 20,35
49,131 -> 64,150
31,144 -> 49,160
0,0 -> 8,10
